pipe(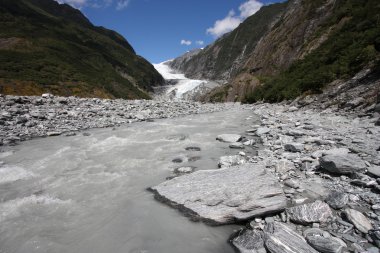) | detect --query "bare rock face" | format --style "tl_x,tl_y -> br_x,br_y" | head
319,154 -> 367,175
344,208 -> 373,234
264,222 -> 319,253
150,164 -> 287,225
286,201 -> 333,224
